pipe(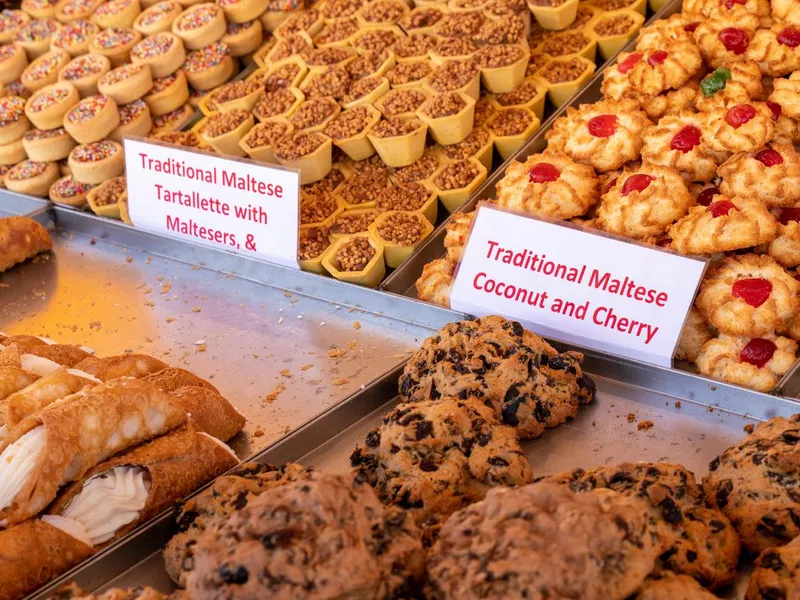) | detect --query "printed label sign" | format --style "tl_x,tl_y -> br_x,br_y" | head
124,138 -> 300,268
450,204 -> 708,367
